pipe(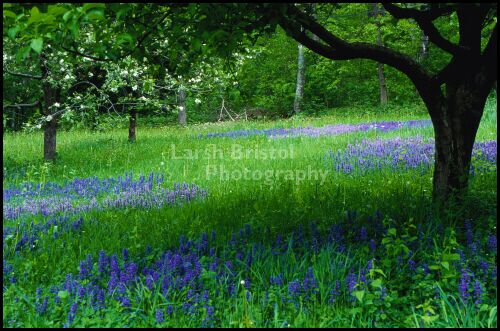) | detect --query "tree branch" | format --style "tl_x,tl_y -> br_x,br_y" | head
60,11 -> 170,62
477,24 -> 497,95
277,4 -> 440,107
4,69 -> 42,80
383,3 -> 466,55
382,3 -> 454,21
3,101 -> 40,109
